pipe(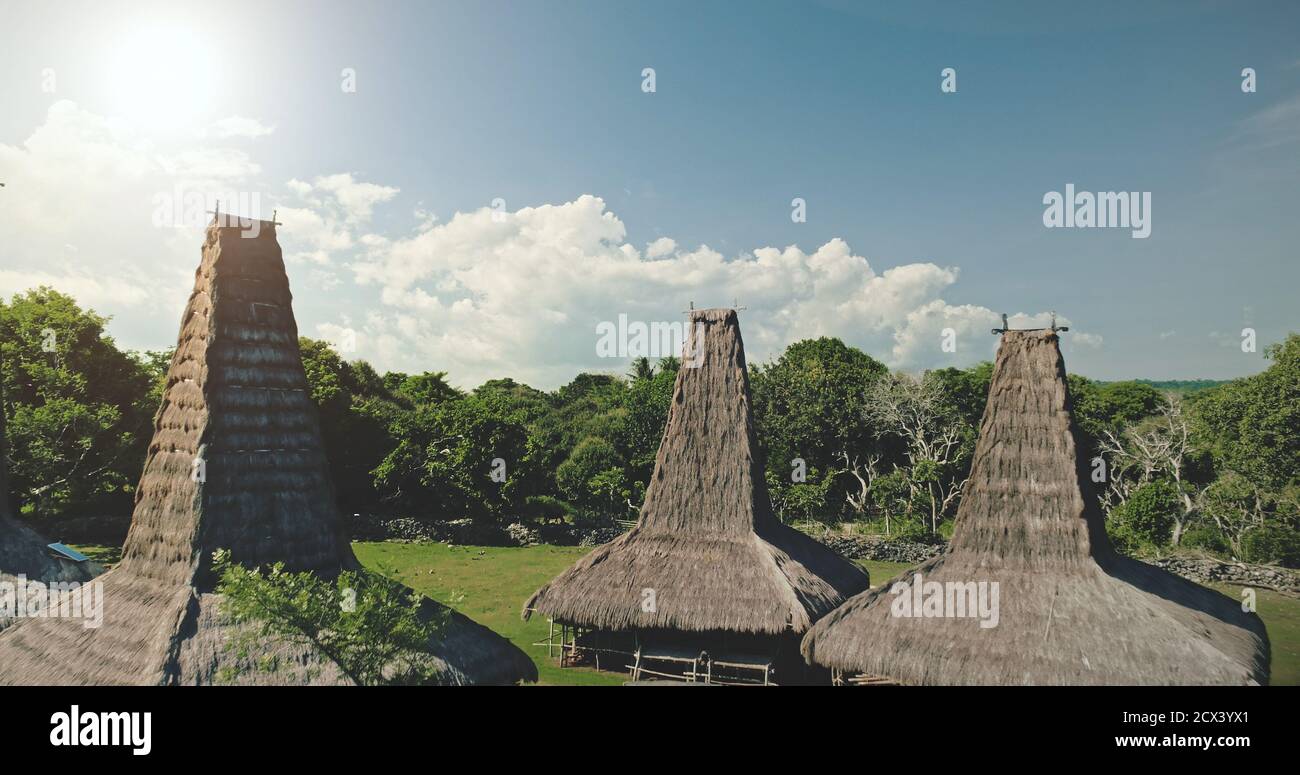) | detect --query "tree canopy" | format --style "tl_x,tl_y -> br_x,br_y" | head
2,284 -> 1296,568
